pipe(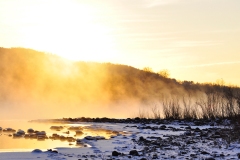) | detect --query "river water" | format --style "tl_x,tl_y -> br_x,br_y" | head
0,119 -> 114,152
